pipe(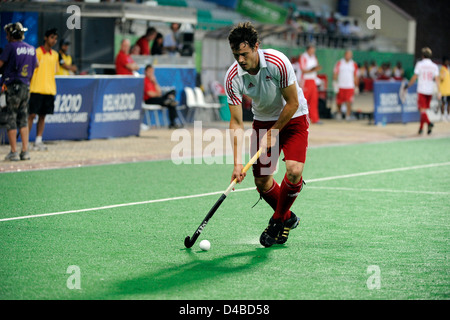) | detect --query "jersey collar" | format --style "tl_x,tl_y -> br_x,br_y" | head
40,46 -> 53,55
